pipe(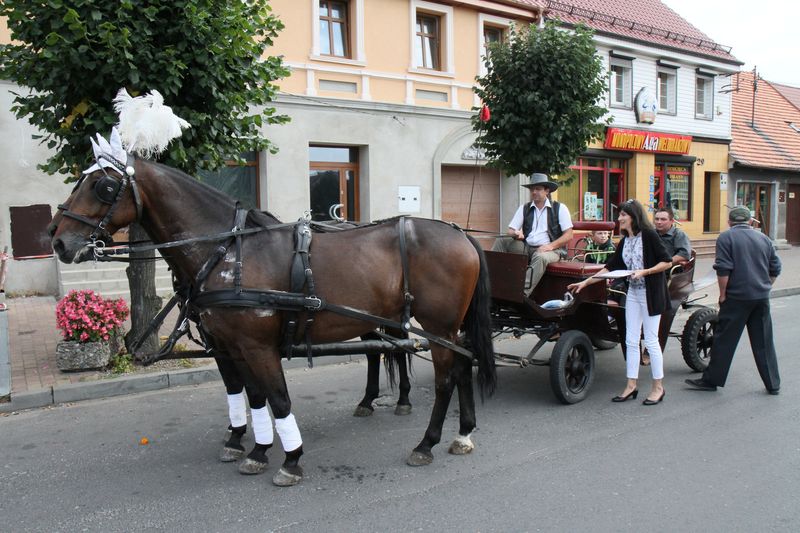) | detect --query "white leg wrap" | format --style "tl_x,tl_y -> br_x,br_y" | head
227,392 -> 247,428
274,413 -> 303,451
251,407 -> 274,445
